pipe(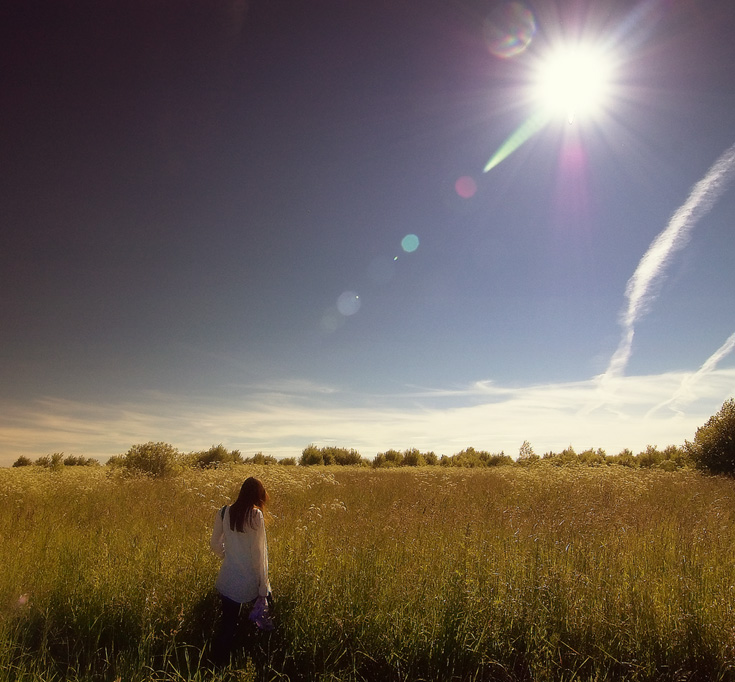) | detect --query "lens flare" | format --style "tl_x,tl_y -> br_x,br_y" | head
483,109 -> 550,173
552,135 -> 590,229
483,40 -> 615,172
401,234 -> 420,253
455,175 -> 477,198
484,2 -> 536,59
337,291 -> 361,316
